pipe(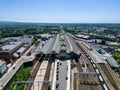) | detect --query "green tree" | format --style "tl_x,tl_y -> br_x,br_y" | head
101,40 -> 106,45
113,52 -> 120,64
0,31 -> 2,39
95,39 -> 97,44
